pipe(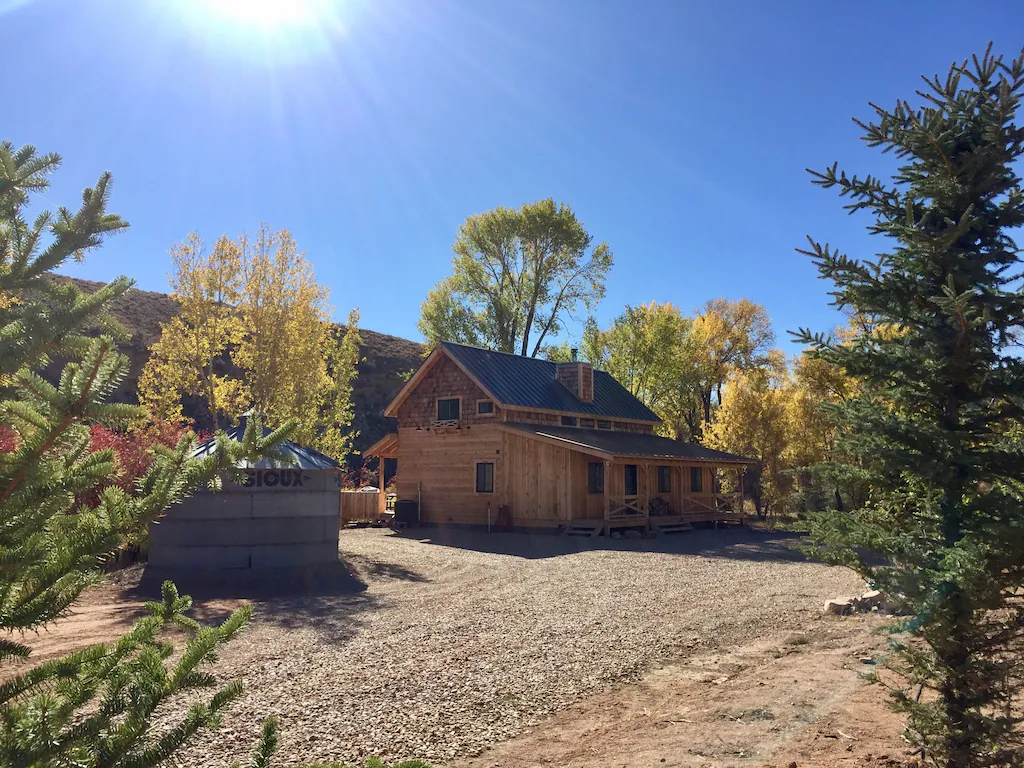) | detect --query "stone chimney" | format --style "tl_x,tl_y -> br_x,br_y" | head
556,361 -> 595,403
